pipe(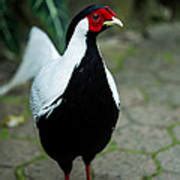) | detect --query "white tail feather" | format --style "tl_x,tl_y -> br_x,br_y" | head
0,26 -> 61,95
